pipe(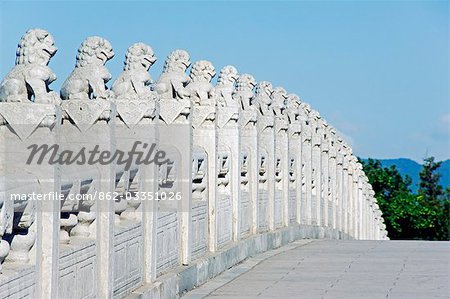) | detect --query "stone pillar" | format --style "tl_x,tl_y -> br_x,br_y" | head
360,179 -> 366,240
349,158 -> 358,238
369,200 -> 373,240
272,87 -> 289,228
375,204 -> 380,240
328,129 -> 338,233
356,168 -> 364,240
361,176 -> 369,240
0,29 -> 62,297
372,213 -> 376,240
189,61 -> 219,250
367,188 -> 375,240
111,42 -> 159,283
342,148 -> 351,237
1,103 -> 62,298
378,208 -> 386,240
215,66 -> 241,242
254,81 -> 275,231
382,223 -> 388,240
156,49 -> 193,267
371,203 -> 377,240
60,35 -> 117,298
335,139 -> 345,236
36,109 -> 61,299
235,74 -> 258,235
347,167 -> 353,238
352,160 -> 362,239
286,94 -> 301,226
299,103 -> 312,226
61,98 -> 117,297
319,120 -> 329,229
310,111 -> 322,228
368,202 -> 373,240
